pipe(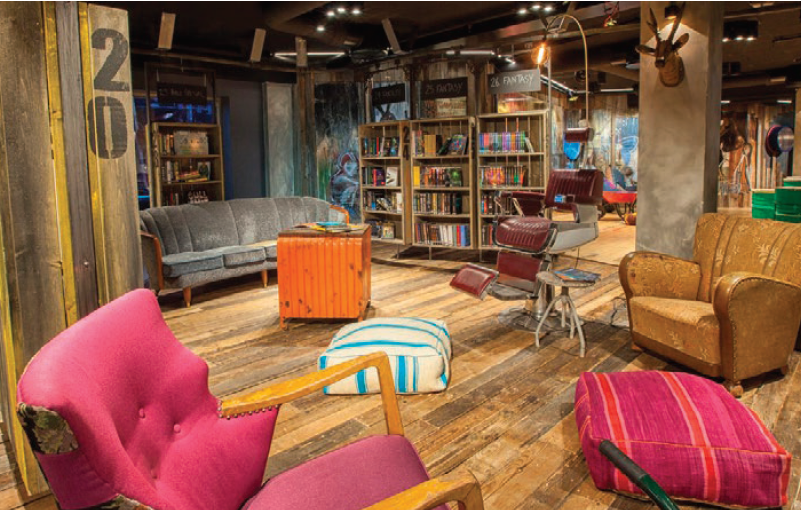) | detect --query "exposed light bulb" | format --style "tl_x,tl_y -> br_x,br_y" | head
534,42 -> 548,66
326,9 -> 336,17
351,7 -> 362,15
517,7 -> 528,15
316,24 -> 326,32
543,4 -> 554,12
531,3 -> 541,10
